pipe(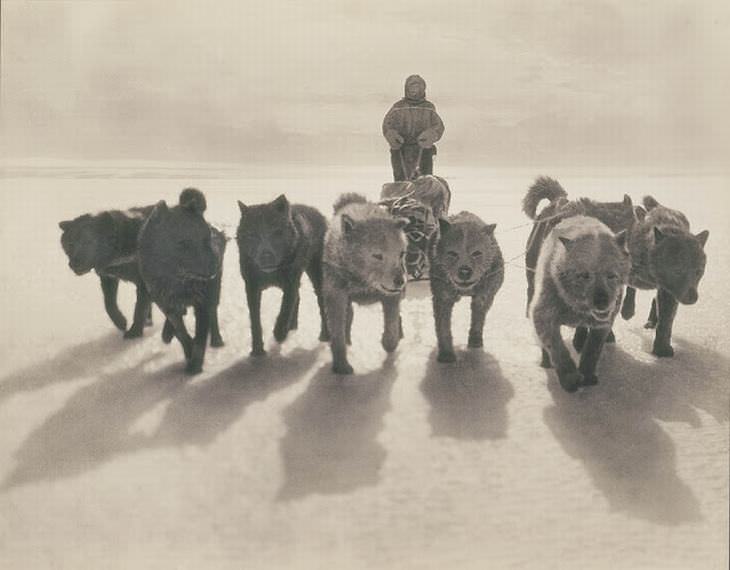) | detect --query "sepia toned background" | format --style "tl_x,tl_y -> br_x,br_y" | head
1,2 -> 728,569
